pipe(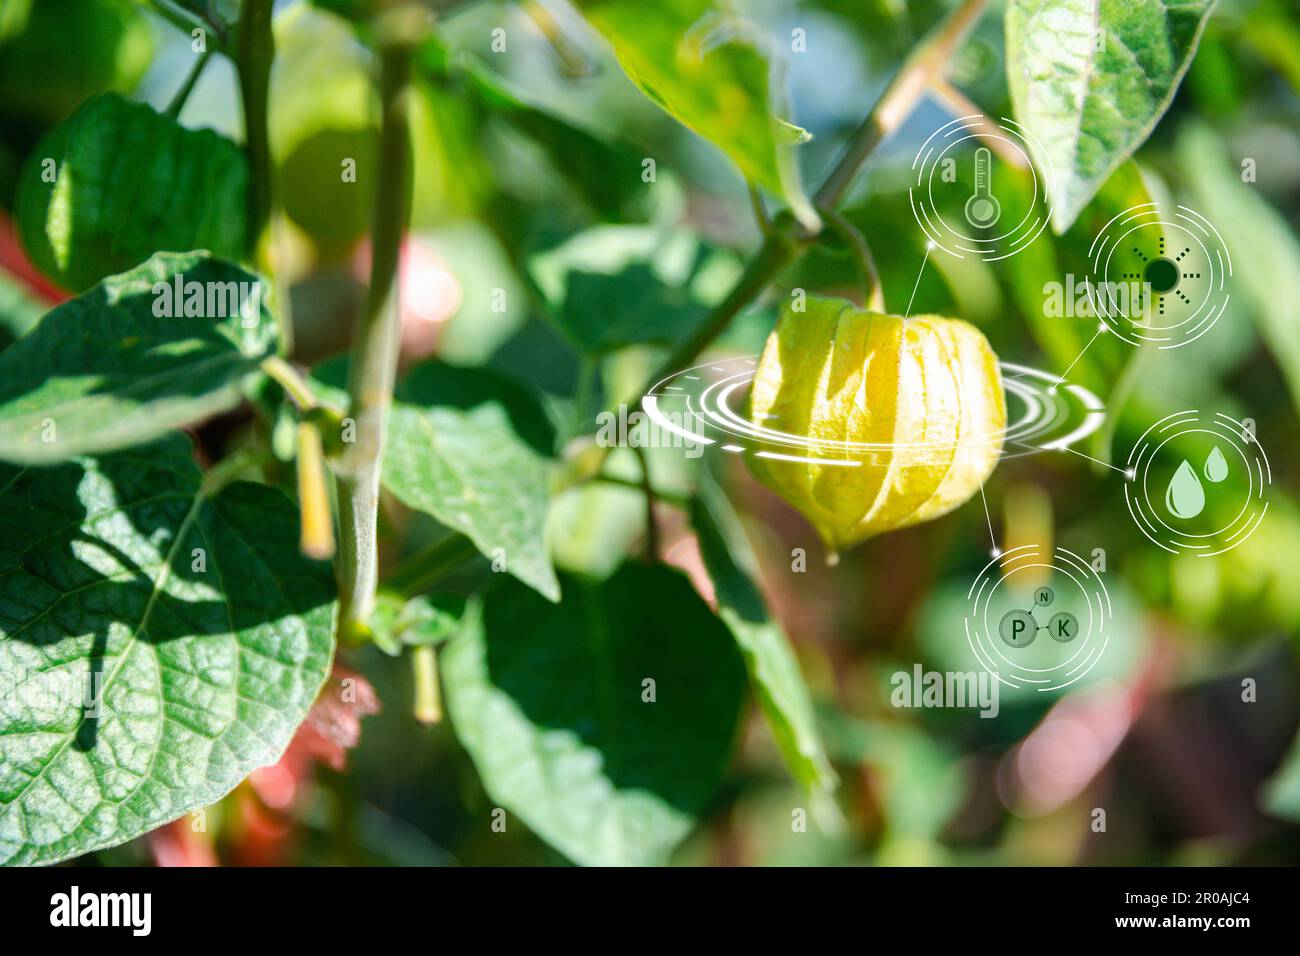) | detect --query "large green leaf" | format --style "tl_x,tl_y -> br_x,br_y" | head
1006,0 -> 1216,231
691,477 -> 837,797
442,564 -> 745,866
16,92 -> 248,291
528,225 -> 739,354
0,434 -> 336,866
573,0 -> 815,226
386,362 -> 559,602
0,252 -> 277,465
